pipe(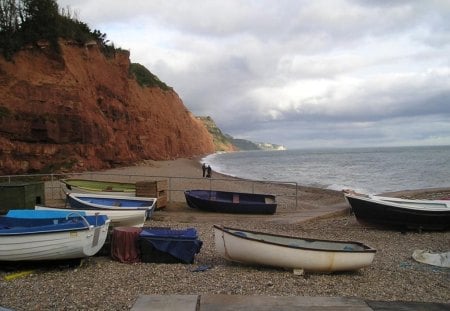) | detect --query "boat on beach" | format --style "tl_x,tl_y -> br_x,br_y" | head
213,225 -> 376,273
370,195 -> 450,208
35,205 -> 147,228
66,192 -> 157,219
343,192 -> 450,231
61,178 -> 136,196
6,209 -> 88,219
184,190 -> 277,214
0,211 -> 110,261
